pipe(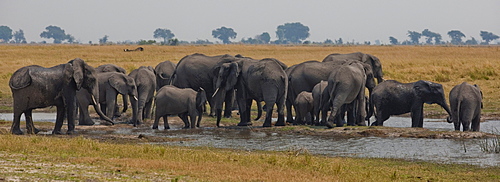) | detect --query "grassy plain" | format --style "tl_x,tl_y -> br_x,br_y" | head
1,45 -> 500,181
